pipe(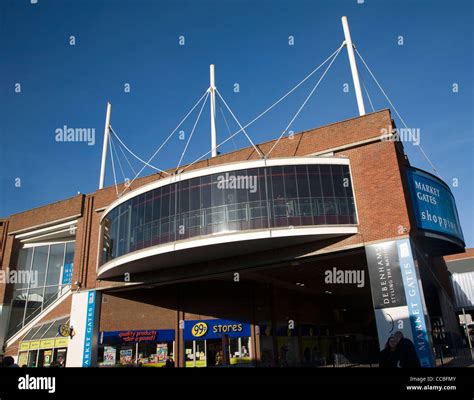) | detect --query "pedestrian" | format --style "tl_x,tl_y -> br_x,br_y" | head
2,356 -> 19,368
393,331 -> 421,368
165,356 -> 175,368
379,336 -> 398,368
